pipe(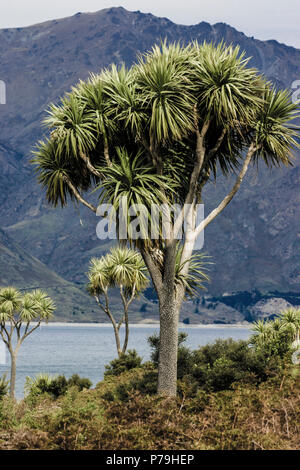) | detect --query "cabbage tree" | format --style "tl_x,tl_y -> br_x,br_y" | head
88,247 -> 148,357
0,287 -> 55,398
33,42 -> 299,396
